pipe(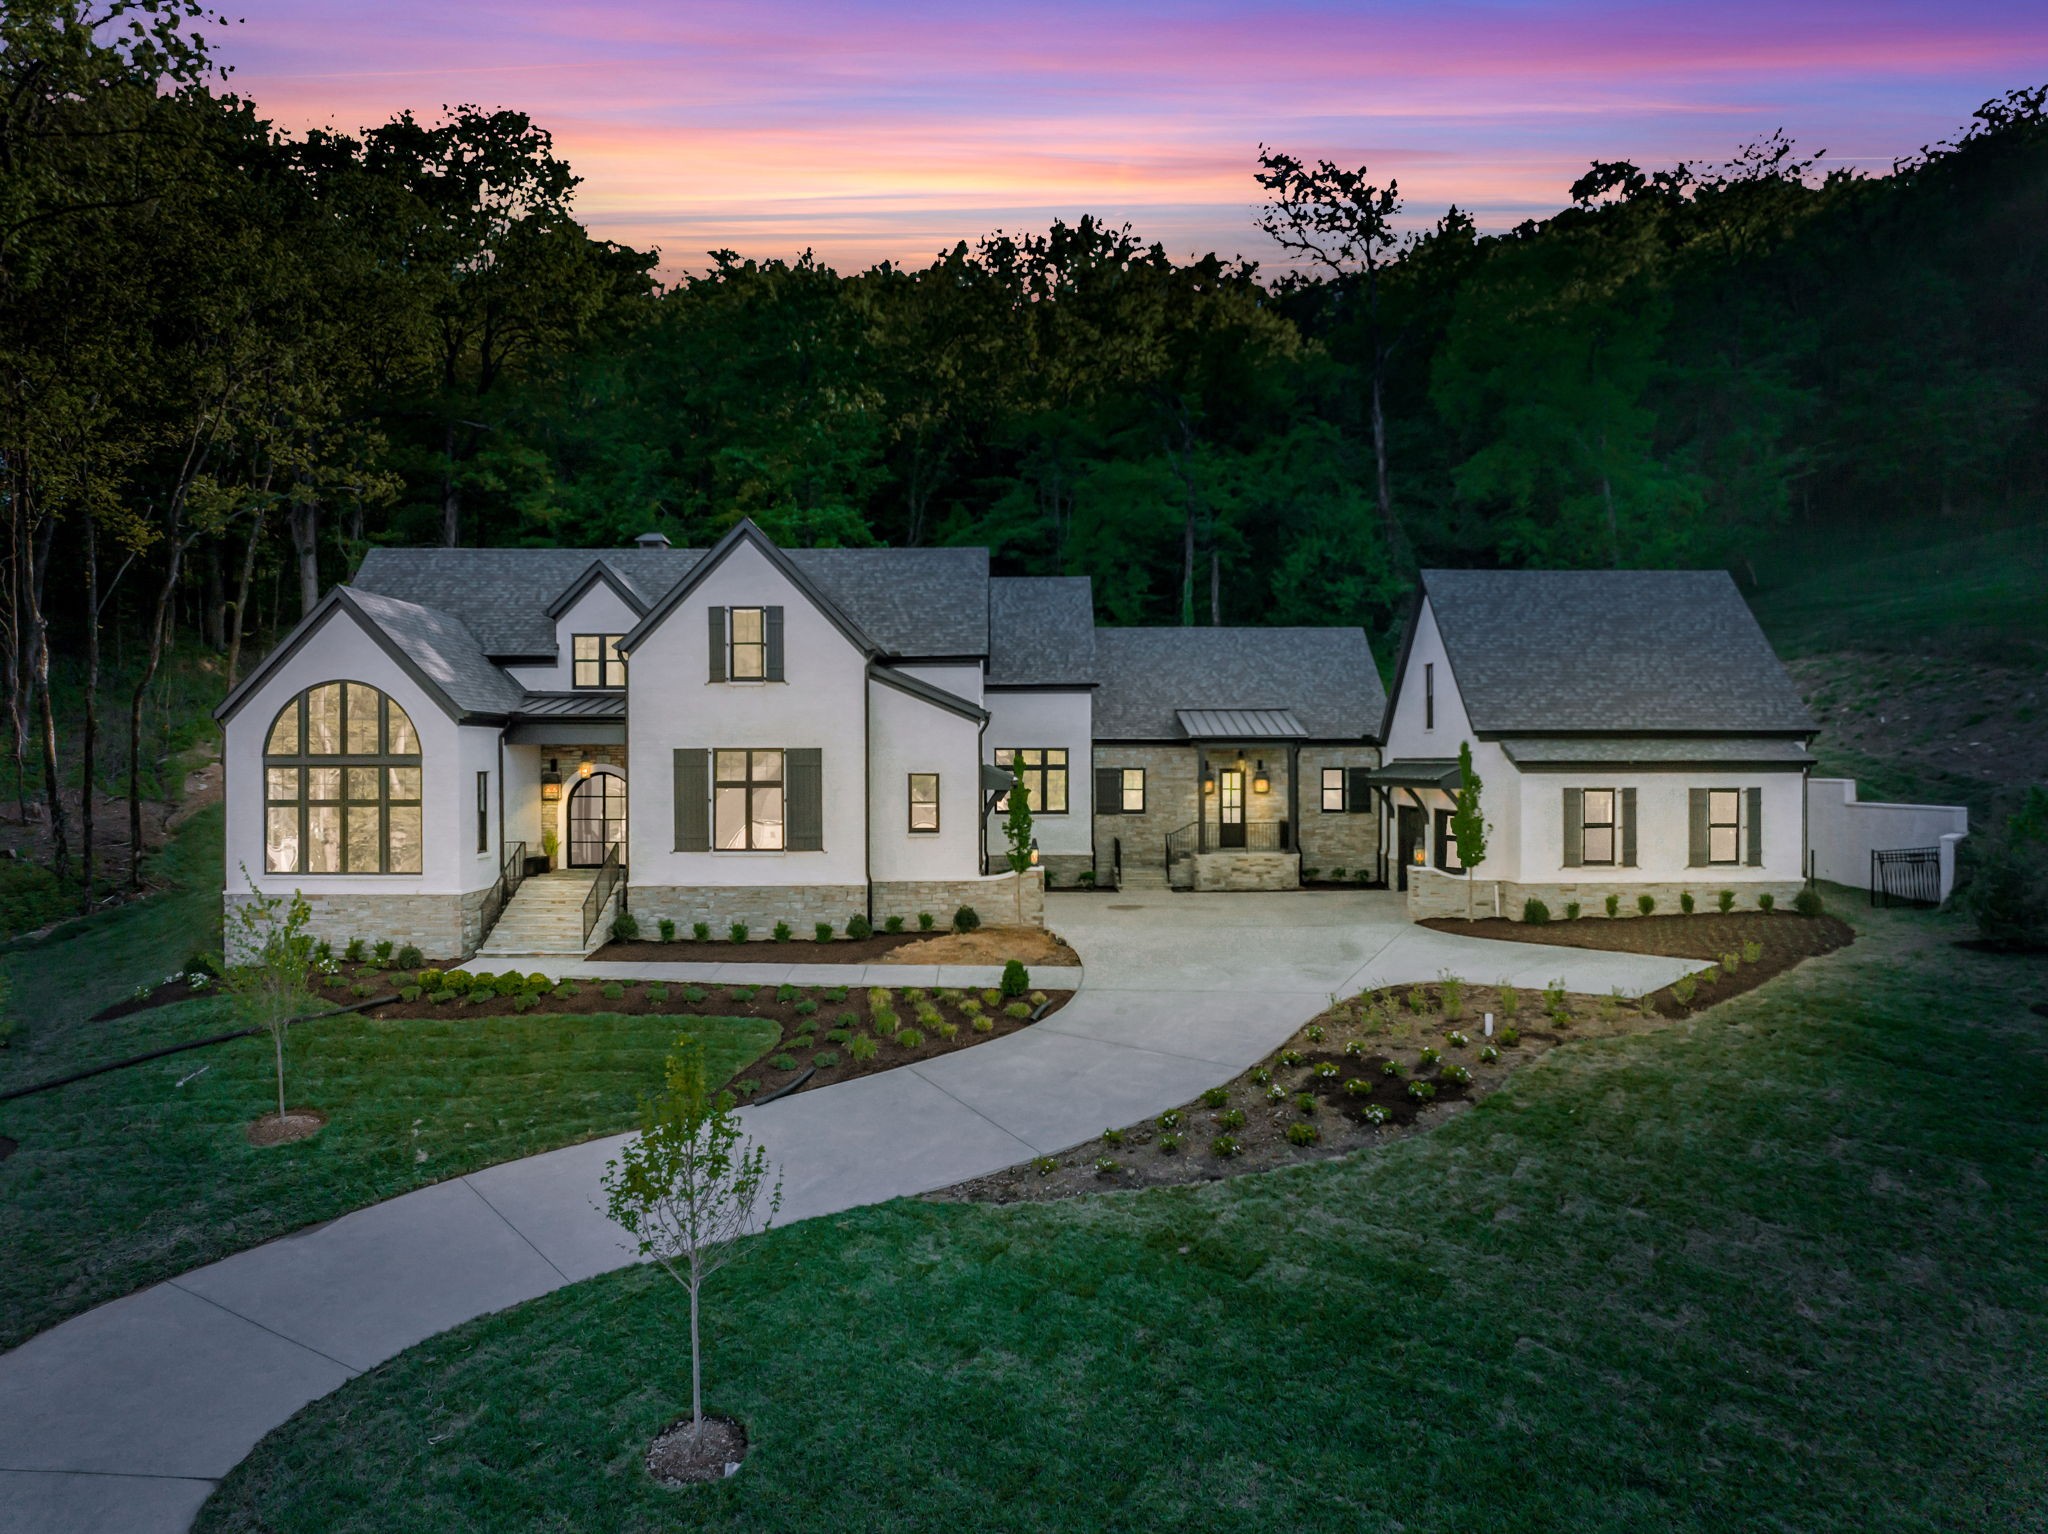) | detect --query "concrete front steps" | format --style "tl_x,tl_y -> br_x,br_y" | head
474,869 -> 606,959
